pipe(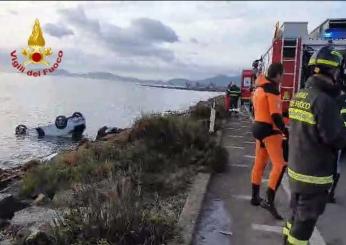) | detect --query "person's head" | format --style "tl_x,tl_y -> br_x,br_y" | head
267,63 -> 284,84
308,46 -> 344,86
